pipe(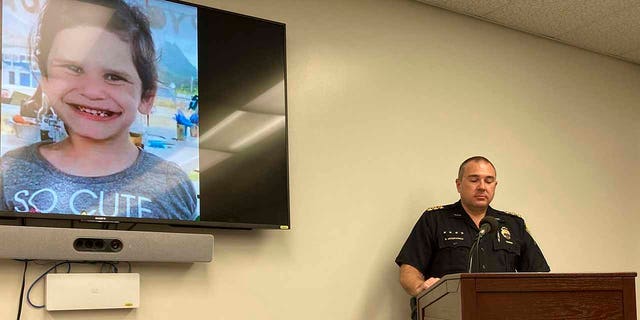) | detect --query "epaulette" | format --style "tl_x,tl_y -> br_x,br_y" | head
503,210 -> 532,233
503,210 -> 523,218
425,205 -> 445,212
